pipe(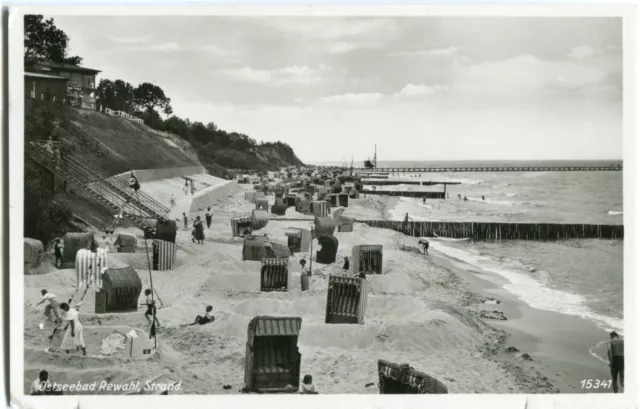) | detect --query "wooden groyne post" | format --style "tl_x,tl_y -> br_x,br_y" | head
357,220 -> 624,241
